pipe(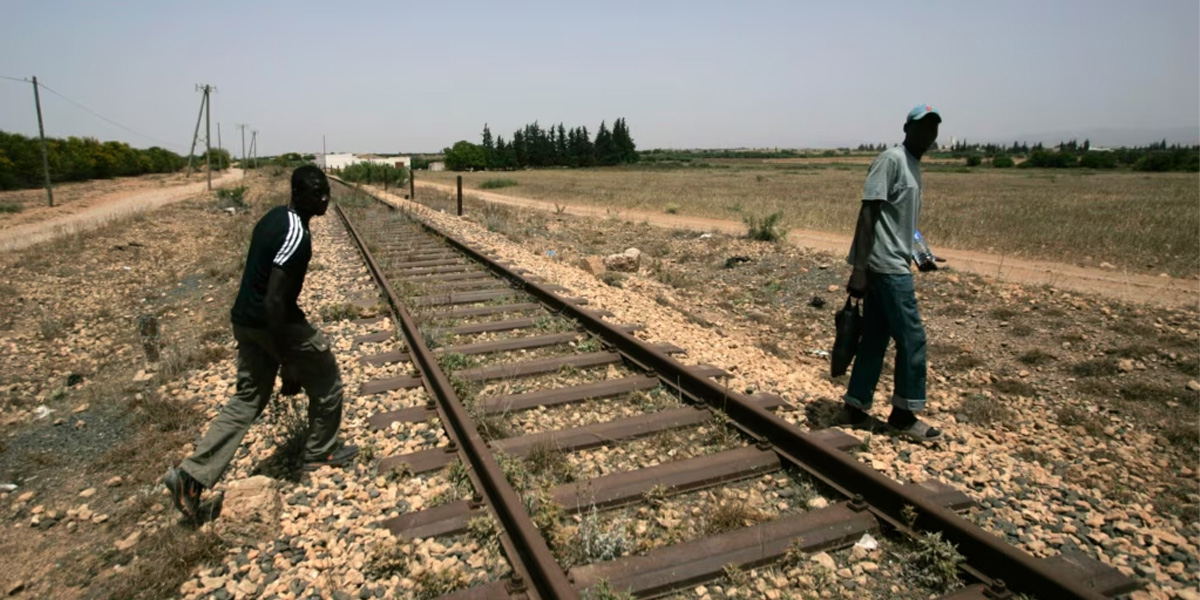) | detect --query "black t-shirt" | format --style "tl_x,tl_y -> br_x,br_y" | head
231,205 -> 312,327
